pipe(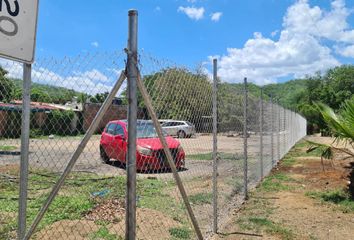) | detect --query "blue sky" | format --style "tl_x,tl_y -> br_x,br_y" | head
2,0 -> 354,93
37,0 -> 294,62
